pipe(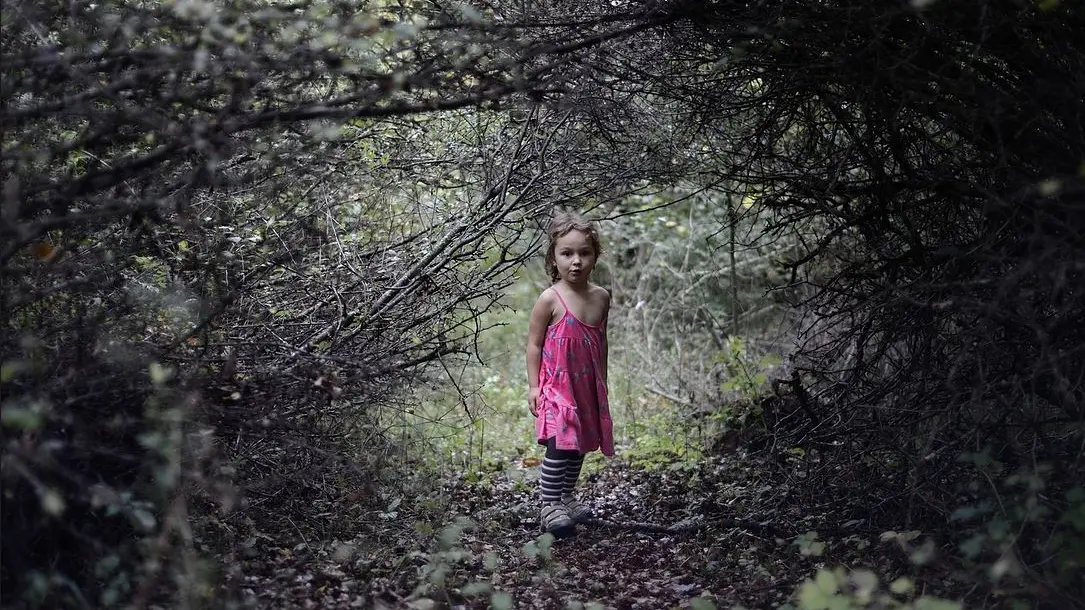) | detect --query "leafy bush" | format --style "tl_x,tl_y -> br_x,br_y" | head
624,411 -> 704,473
948,452 -> 1085,601
2,0 -> 618,603
796,568 -> 960,610
1,350 -> 216,608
